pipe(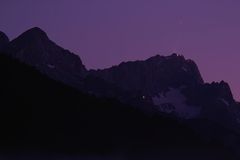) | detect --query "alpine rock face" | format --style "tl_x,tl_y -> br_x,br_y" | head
90,54 -> 203,118
1,27 -> 87,88
1,27 -> 240,129
91,54 -> 204,95
2,27 -> 240,157
89,53 -> 240,154
90,53 -> 240,128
